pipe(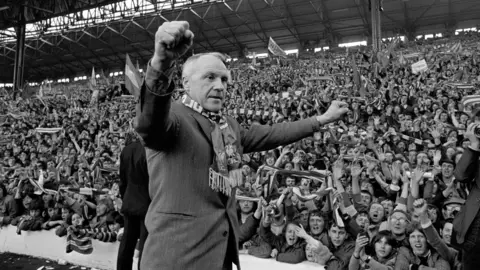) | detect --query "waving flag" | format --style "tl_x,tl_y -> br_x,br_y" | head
89,67 -> 96,90
268,37 -> 287,58
125,54 -> 142,98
